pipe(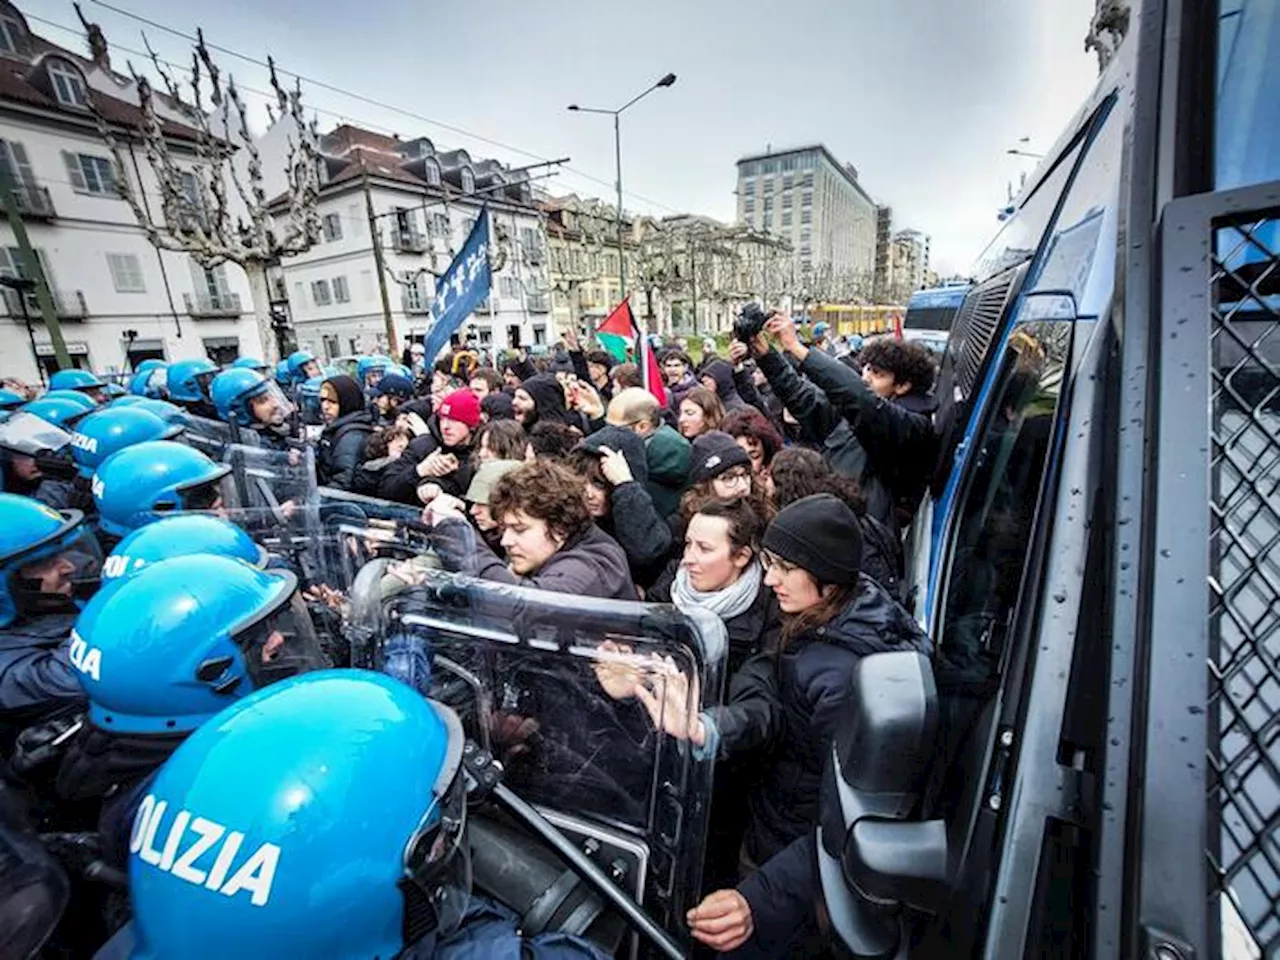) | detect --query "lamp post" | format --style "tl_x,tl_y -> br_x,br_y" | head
1006,148 -> 1045,160
568,73 -> 676,309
